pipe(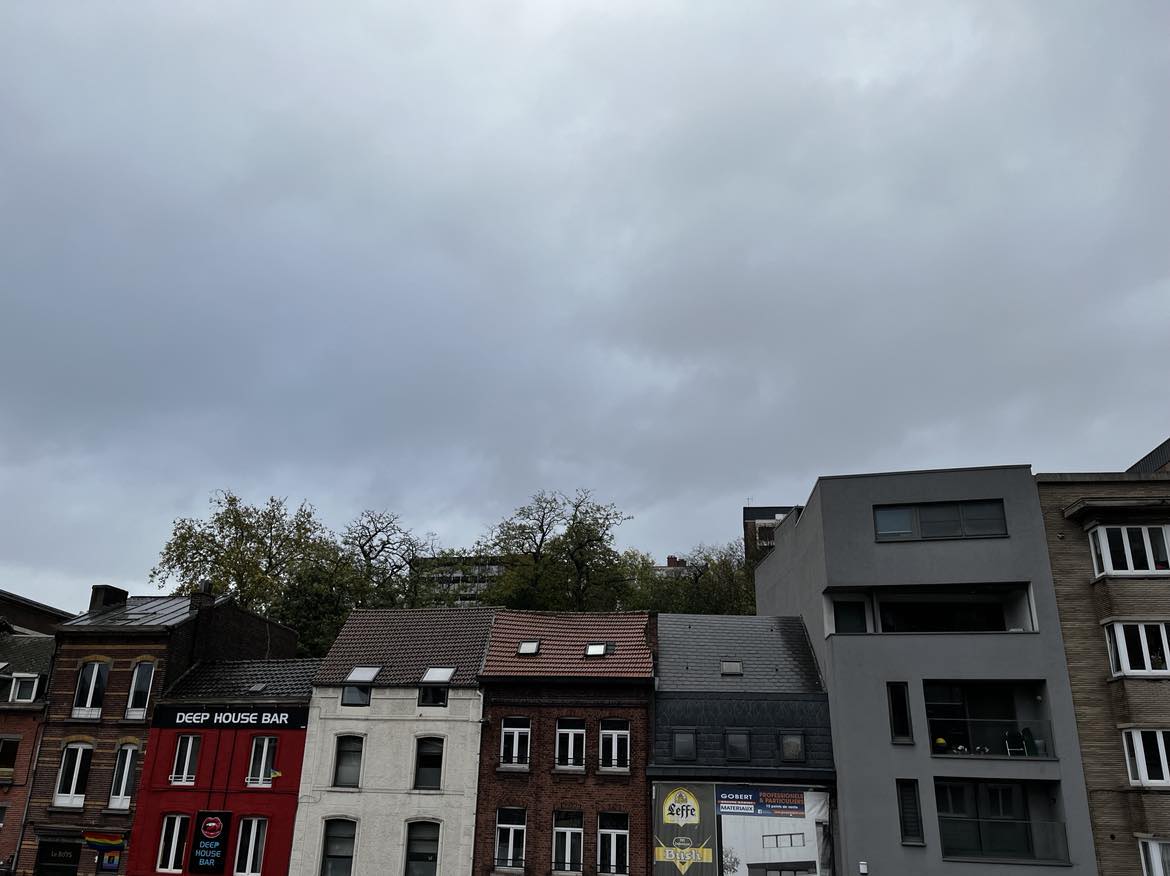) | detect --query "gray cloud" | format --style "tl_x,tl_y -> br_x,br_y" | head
0,0 -> 1167,612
